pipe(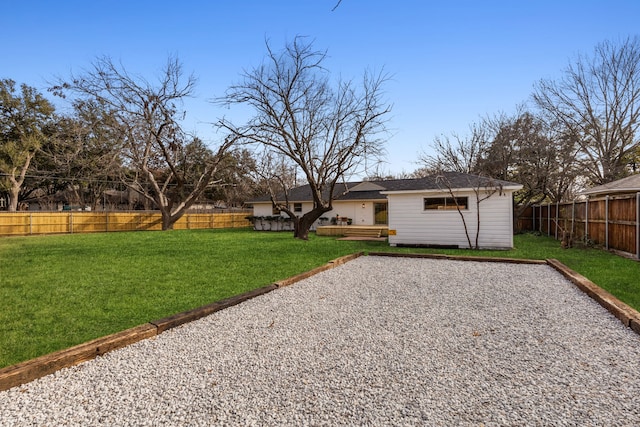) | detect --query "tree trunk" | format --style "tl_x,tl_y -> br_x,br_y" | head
162,213 -> 174,230
7,184 -> 20,212
293,215 -> 316,240
160,210 -> 188,230
292,207 -> 331,240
